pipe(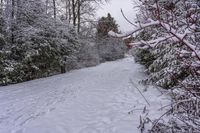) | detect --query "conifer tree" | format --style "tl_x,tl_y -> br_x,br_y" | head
97,13 -> 119,37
